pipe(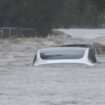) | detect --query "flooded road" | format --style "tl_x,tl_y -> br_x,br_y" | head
0,37 -> 105,105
